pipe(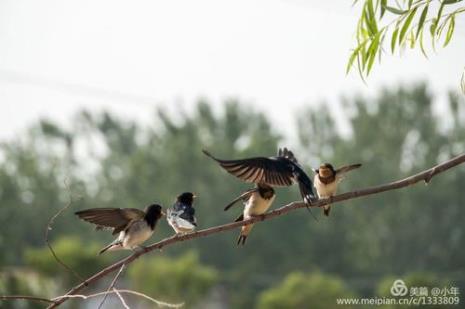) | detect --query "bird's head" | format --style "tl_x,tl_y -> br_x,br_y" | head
319,163 -> 335,178
177,192 -> 196,206
258,184 -> 275,199
145,204 -> 165,219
